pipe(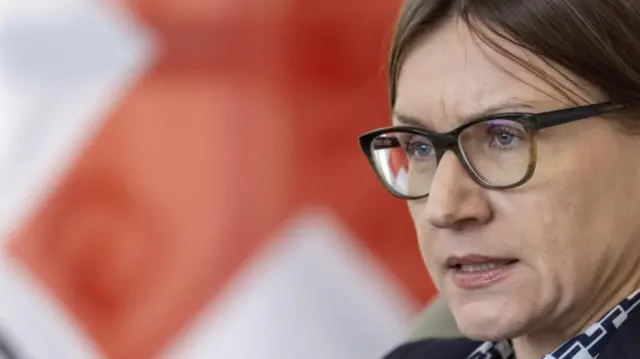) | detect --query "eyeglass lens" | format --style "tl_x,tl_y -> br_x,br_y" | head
369,118 -> 532,197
